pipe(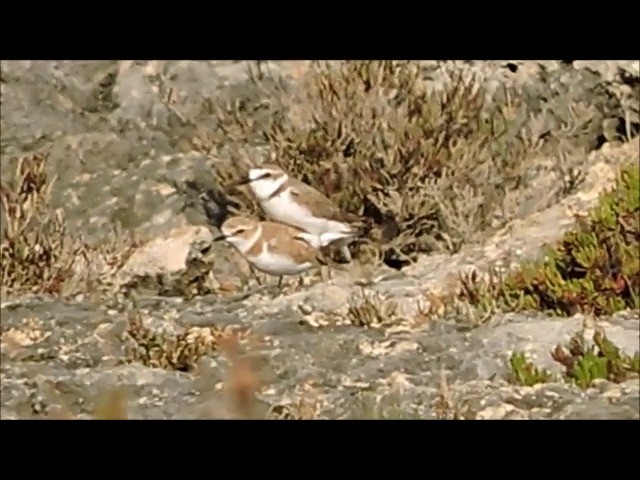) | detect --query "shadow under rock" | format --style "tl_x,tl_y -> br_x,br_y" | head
178,178 -> 239,229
